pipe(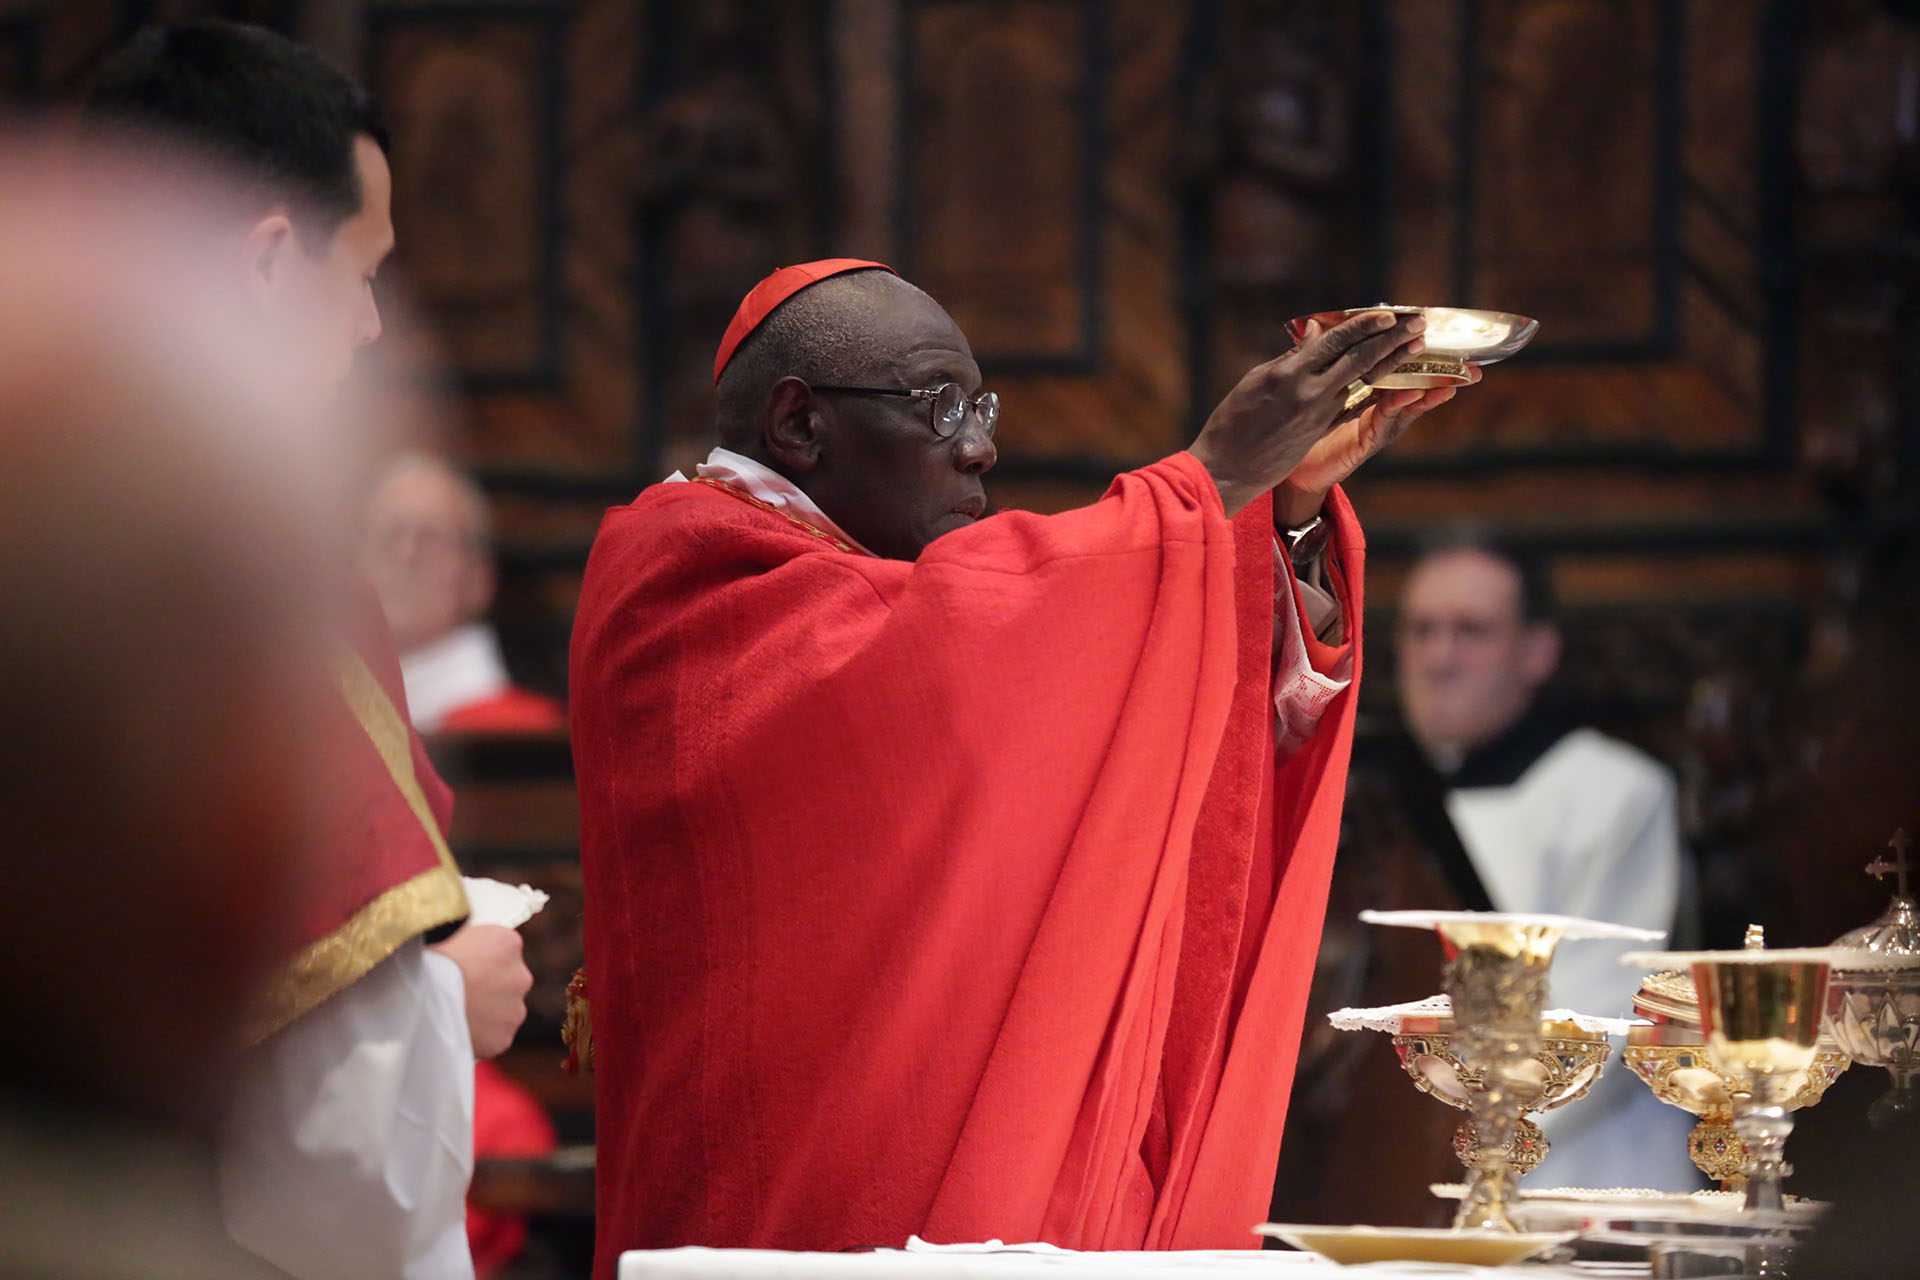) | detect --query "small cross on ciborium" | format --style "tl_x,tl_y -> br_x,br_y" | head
1358,911 -> 1665,1234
